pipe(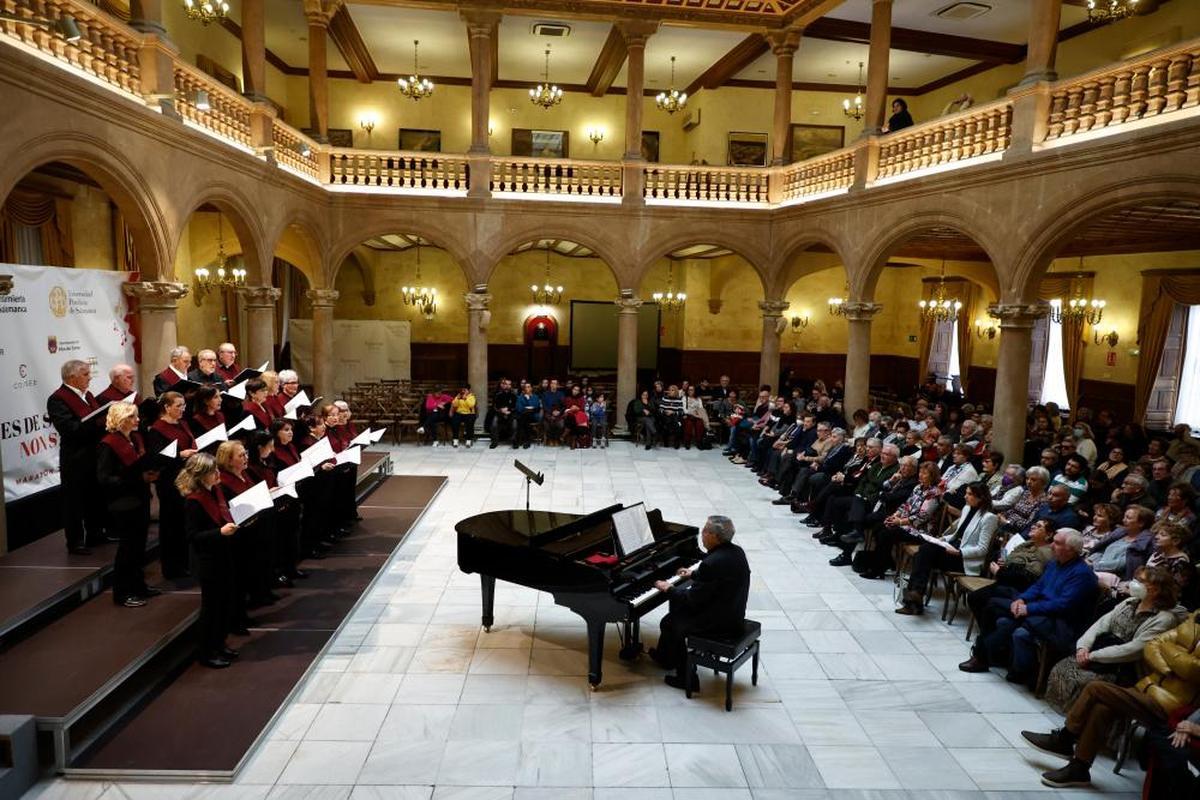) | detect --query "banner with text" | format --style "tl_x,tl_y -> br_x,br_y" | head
0,264 -> 134,501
